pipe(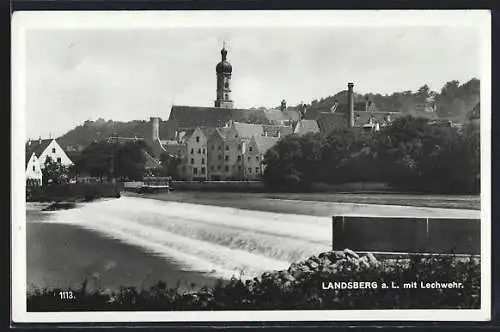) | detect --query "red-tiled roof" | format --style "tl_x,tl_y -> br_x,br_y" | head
354,111 -> 403,126
253,135 -> 280,154
317,113 -> 347,134
142,150 -> 162,169
294,120 -> 320,135
169,105 -> 269,129
159,120 -> 177,140
263,125 -> 293,138
233,122 -> 264,139
25,139 -> 53,167
264,109 -> 301,123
